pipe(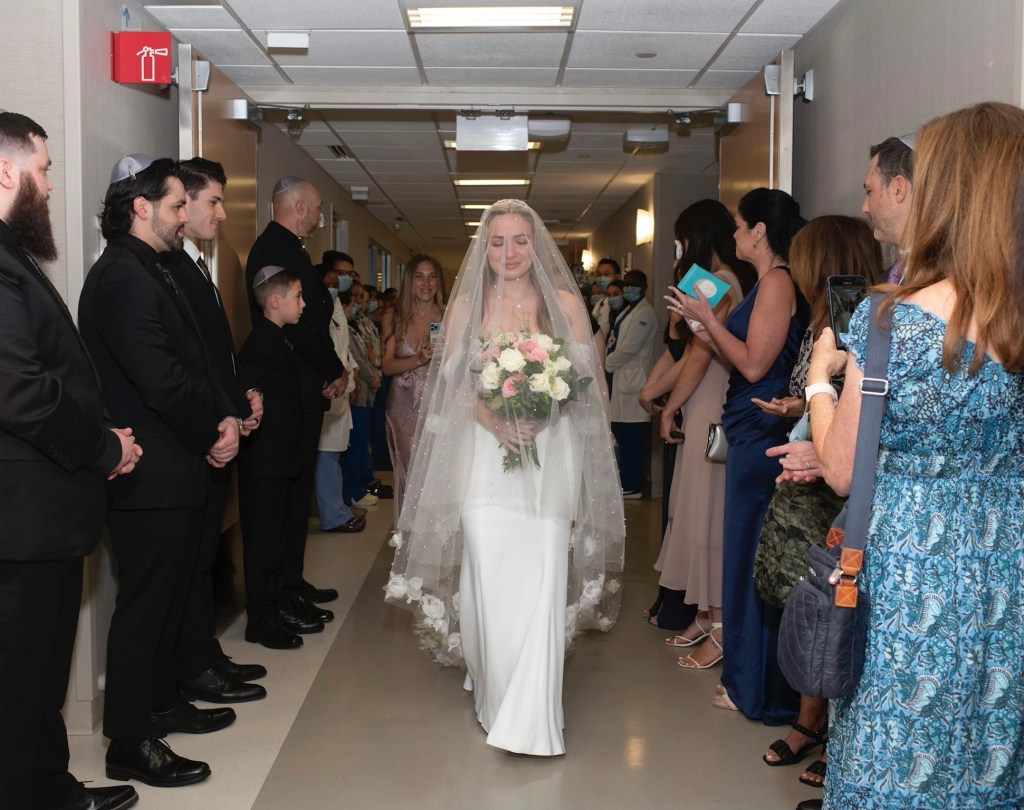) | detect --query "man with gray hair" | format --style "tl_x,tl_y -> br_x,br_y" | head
244,177 -> 345,644
862,135 -> 914,283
